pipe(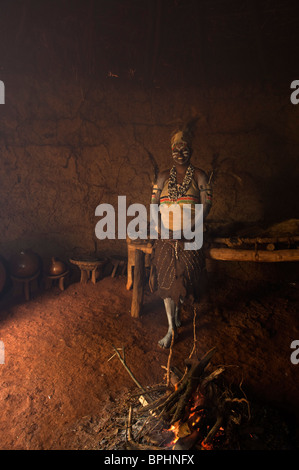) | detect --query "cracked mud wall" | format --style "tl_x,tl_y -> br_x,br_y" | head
0,75 -> 298,270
